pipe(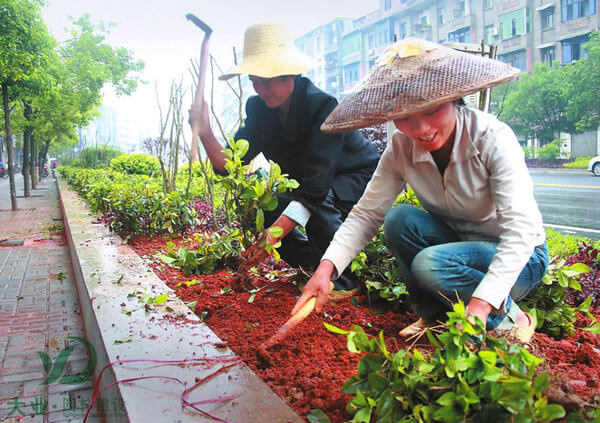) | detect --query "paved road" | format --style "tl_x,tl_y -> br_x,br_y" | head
530,169 -> 600,241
